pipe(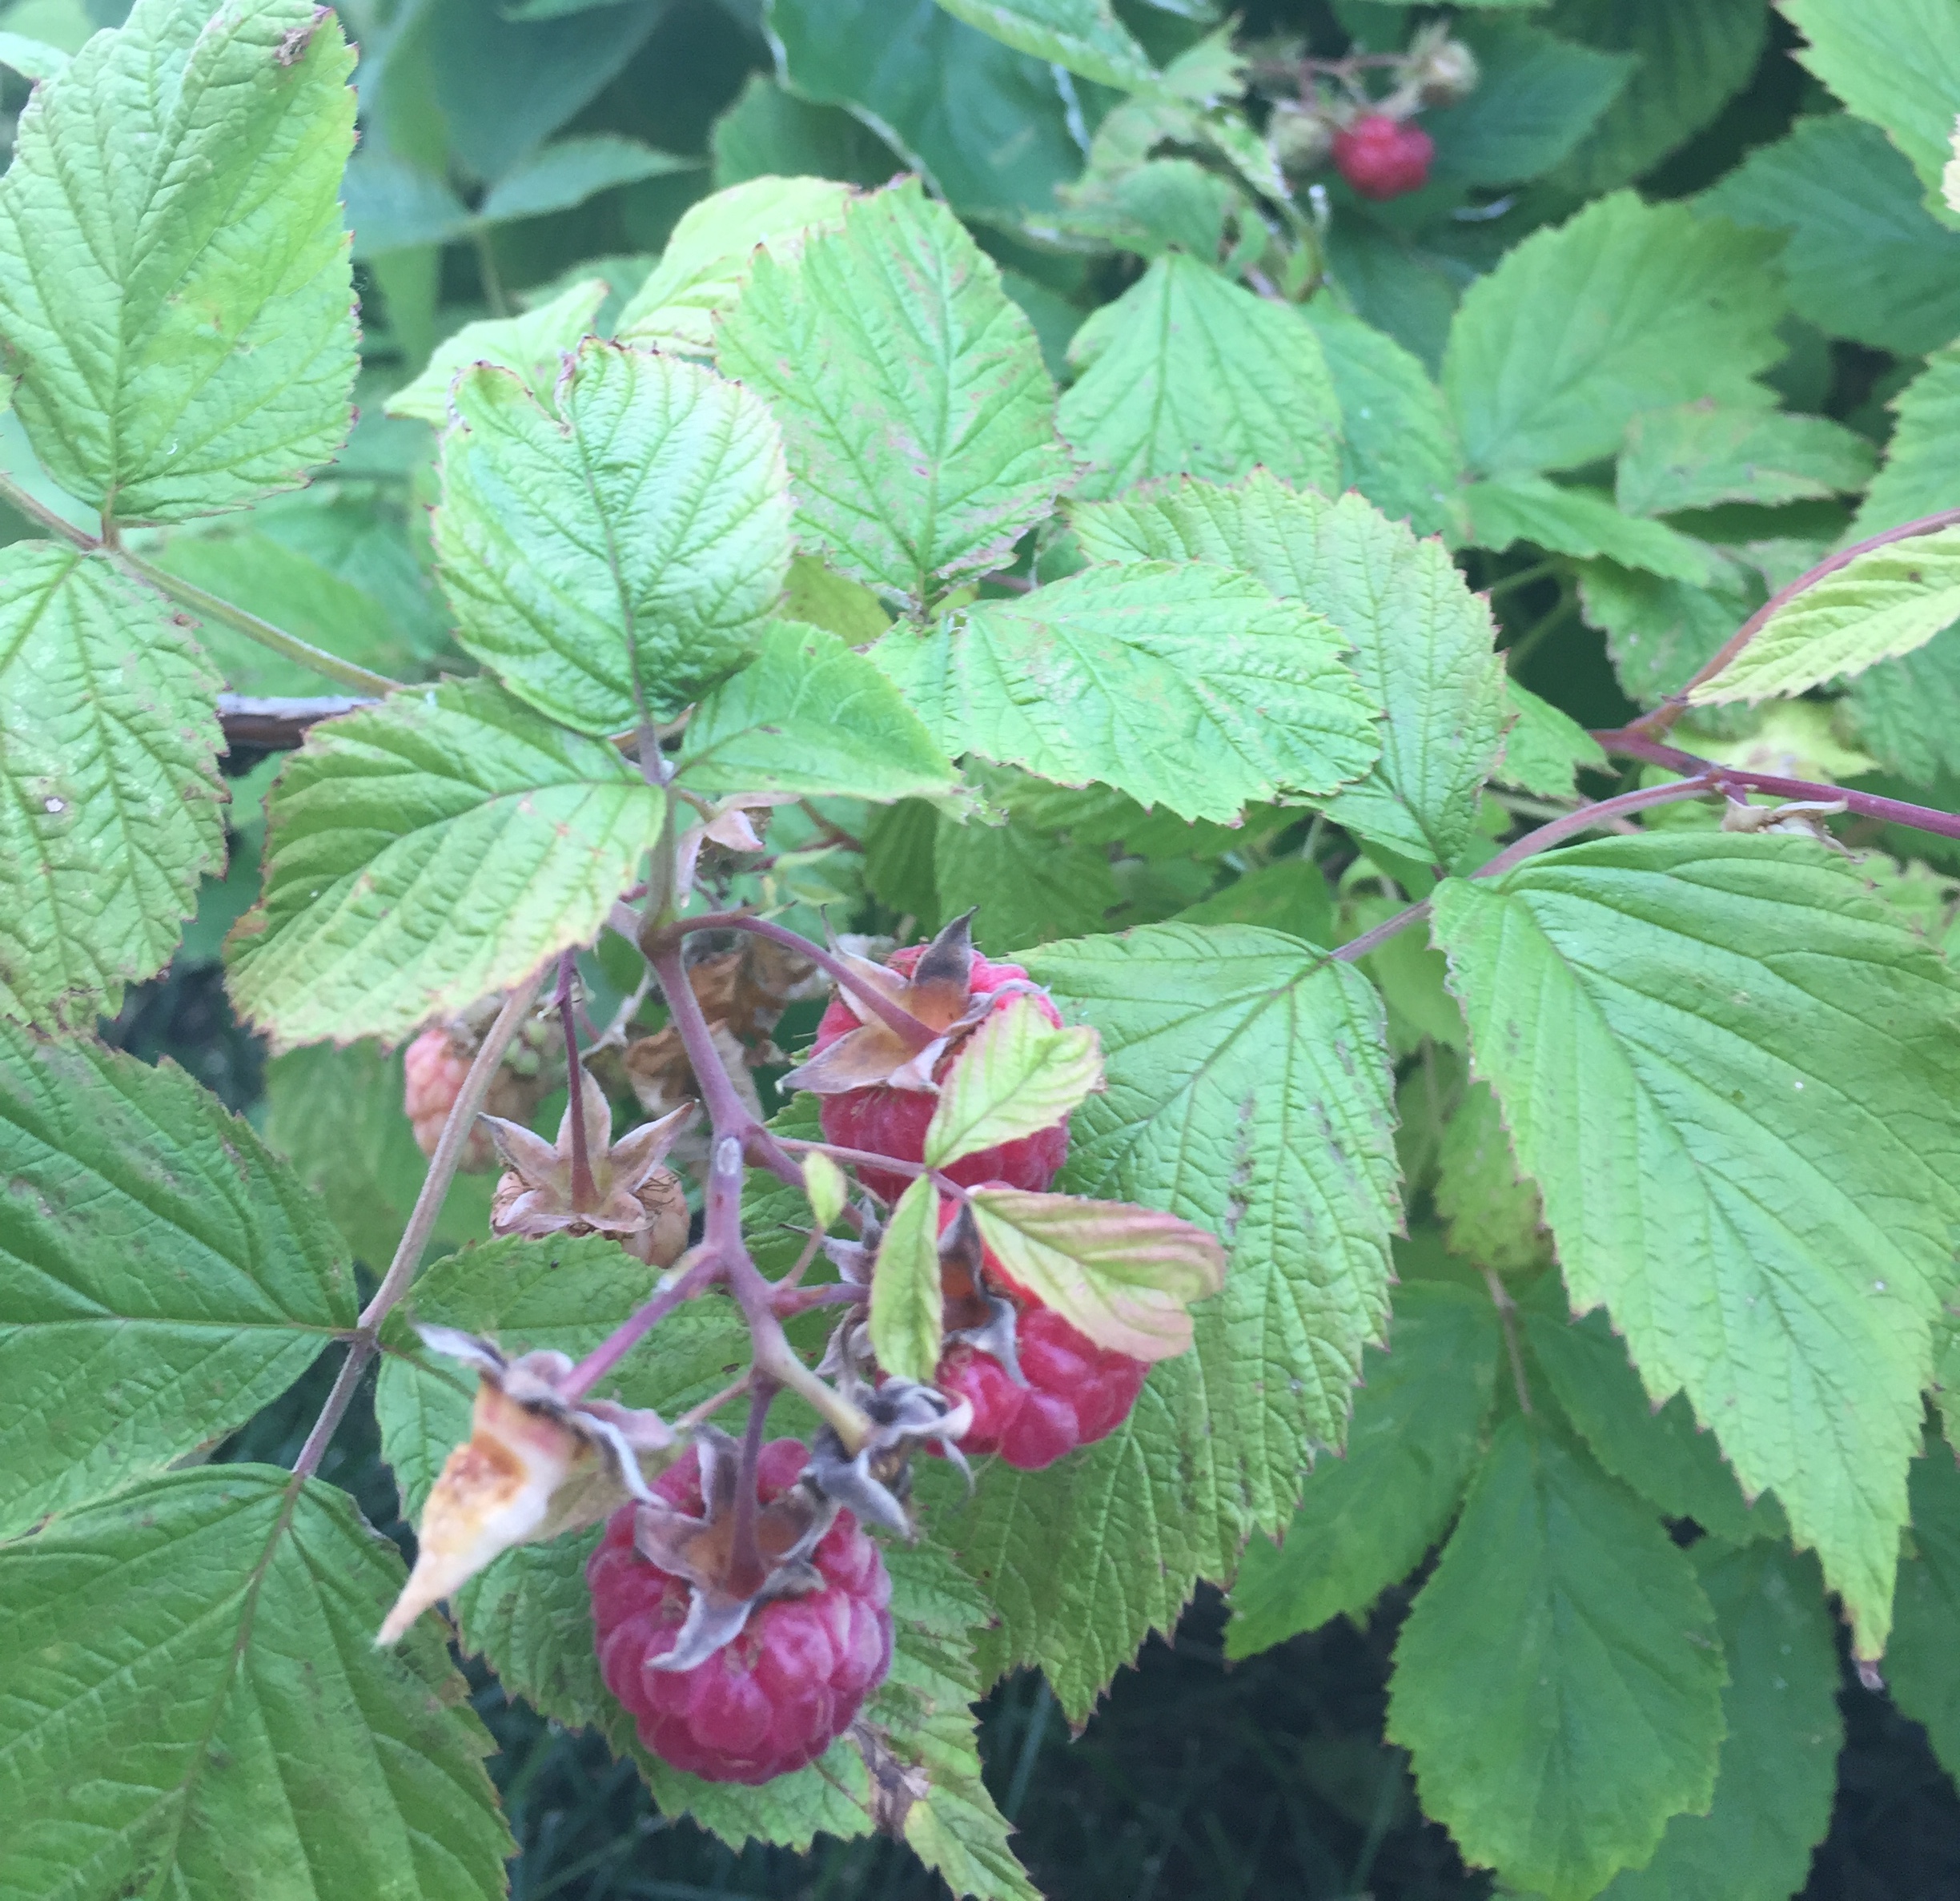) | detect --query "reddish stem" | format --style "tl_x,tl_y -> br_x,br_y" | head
559,1251 -> 722,1403
556,952 -> 597,1212
725,1379 -> 777,1602
1593,730 -> 1960,842
660,911 -> 938,1052
1630,507 -> 1960,739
